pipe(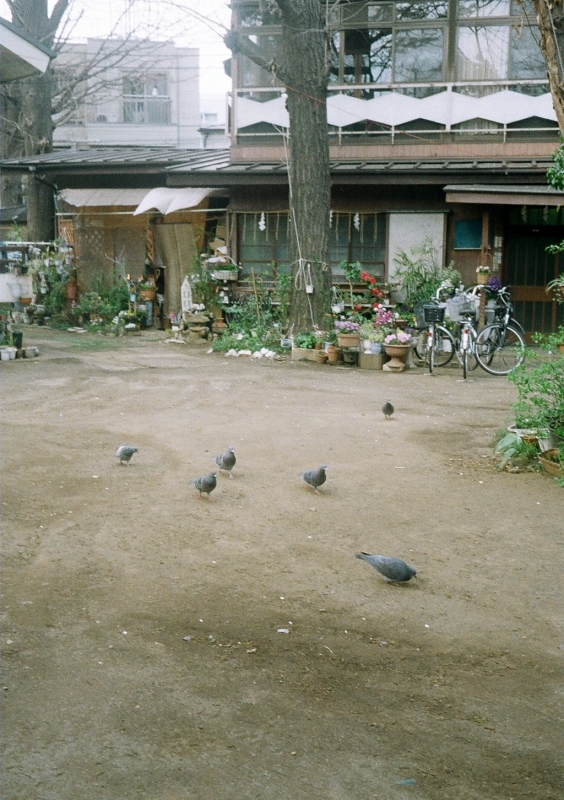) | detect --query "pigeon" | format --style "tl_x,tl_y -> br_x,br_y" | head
116,445 -> 138,465
382,400 -> 394,419
299,465 -> 327,494
213,446 -> 236,478
356,553 -> 416,583
191,471 -> 217,500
